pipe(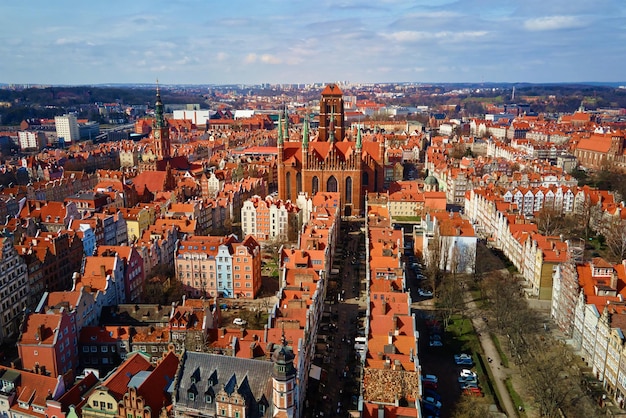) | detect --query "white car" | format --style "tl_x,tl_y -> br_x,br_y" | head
418,288 -> 433,297
459,369 -> 477,378
233,318 -> 247,326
